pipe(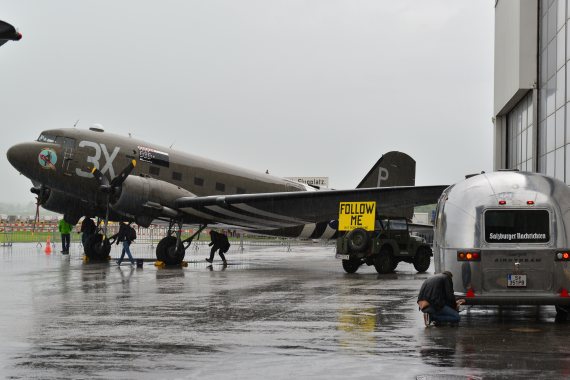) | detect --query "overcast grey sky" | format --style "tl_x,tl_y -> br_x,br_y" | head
1,1 -> 494,204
